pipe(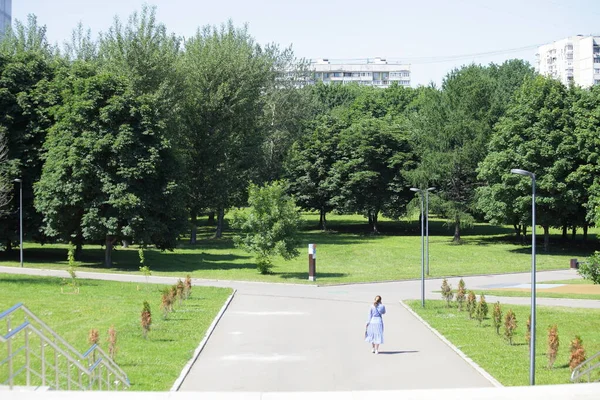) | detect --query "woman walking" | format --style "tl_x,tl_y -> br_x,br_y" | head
365,295 -> 386,354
